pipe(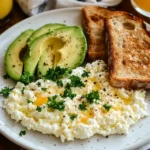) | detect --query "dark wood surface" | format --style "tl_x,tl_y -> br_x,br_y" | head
0,0 -> 150,149
0,1 -> 27,34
